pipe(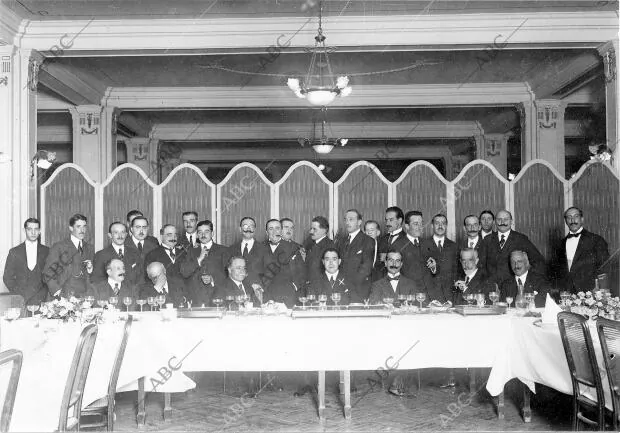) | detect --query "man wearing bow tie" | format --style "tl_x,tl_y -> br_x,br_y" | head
139,261 -> 186,306
44,214 -> 94,297
553,207 -> 609,293
92,222 -> 141,285
88,258 -> 137,305
178,211 -> 199,249
307,248 -> 358,304
369,251 -> 421,304
180,219 -> 227,307
145,224 -> 185,279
